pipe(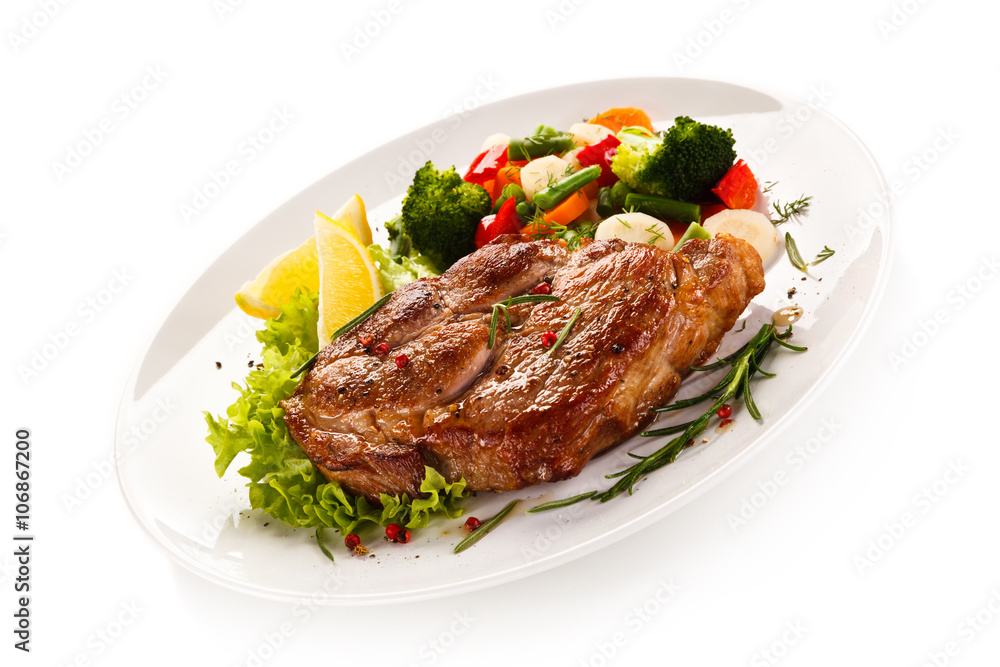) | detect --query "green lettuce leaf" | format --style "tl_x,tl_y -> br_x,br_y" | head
205,288 -> 467,535
368,244 -> 440,293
